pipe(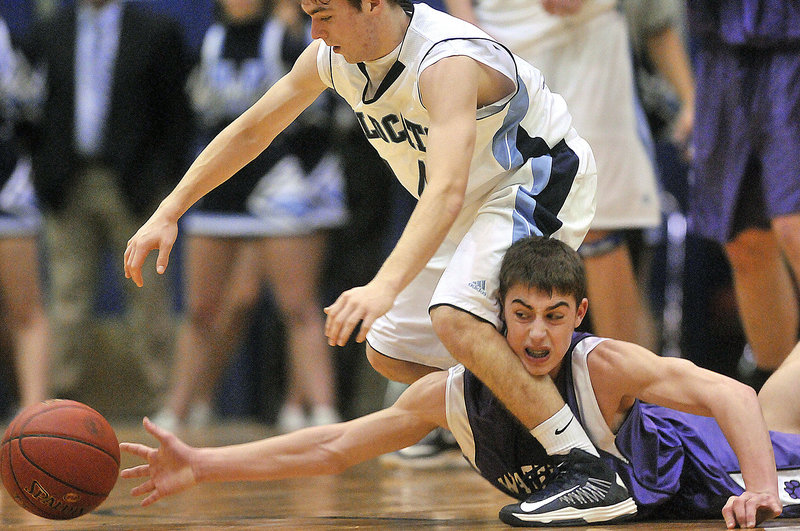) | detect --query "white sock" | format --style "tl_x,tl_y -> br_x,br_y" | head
530,405 -> 598,457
